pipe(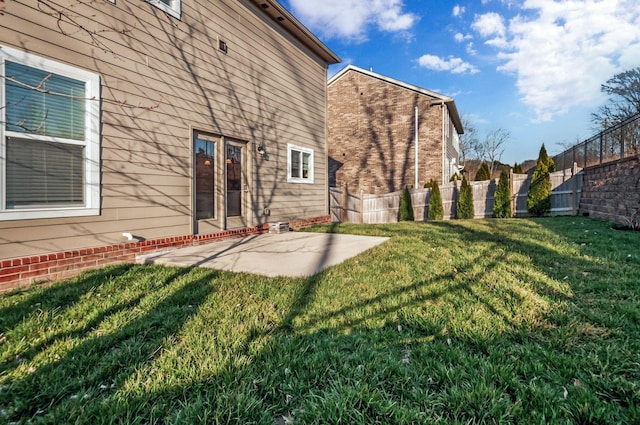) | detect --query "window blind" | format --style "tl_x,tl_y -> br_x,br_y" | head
6,137 -> 84,207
